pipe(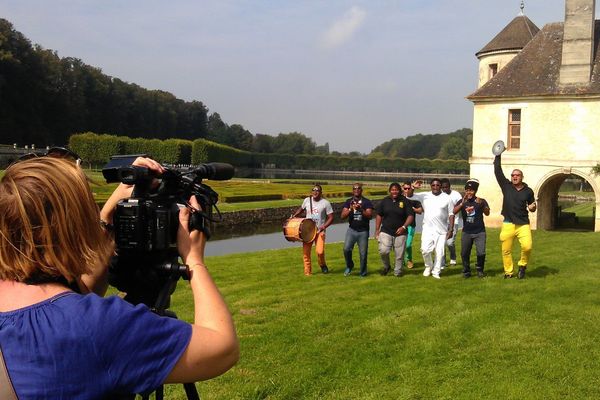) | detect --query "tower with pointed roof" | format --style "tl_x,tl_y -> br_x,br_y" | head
476,10 -> 539,88
467,0 -> 600,232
